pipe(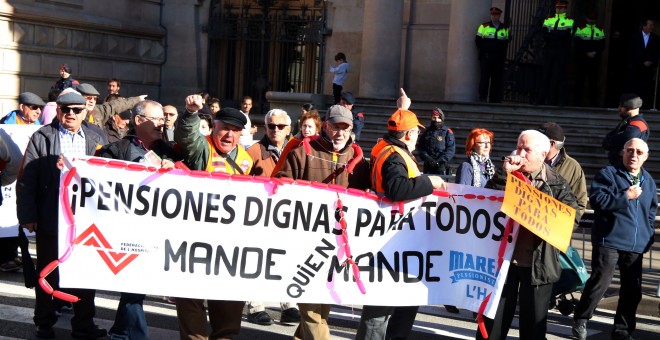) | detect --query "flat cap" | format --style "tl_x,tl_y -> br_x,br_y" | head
214,107 -> 247,129
75,83 -> 100,96
340,92 -> 355,105
538,122 -> 565,142
619,93 -> 643,109
56,92 -> 87,105
326,105 -> 354,127
18,92 -> 46,106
